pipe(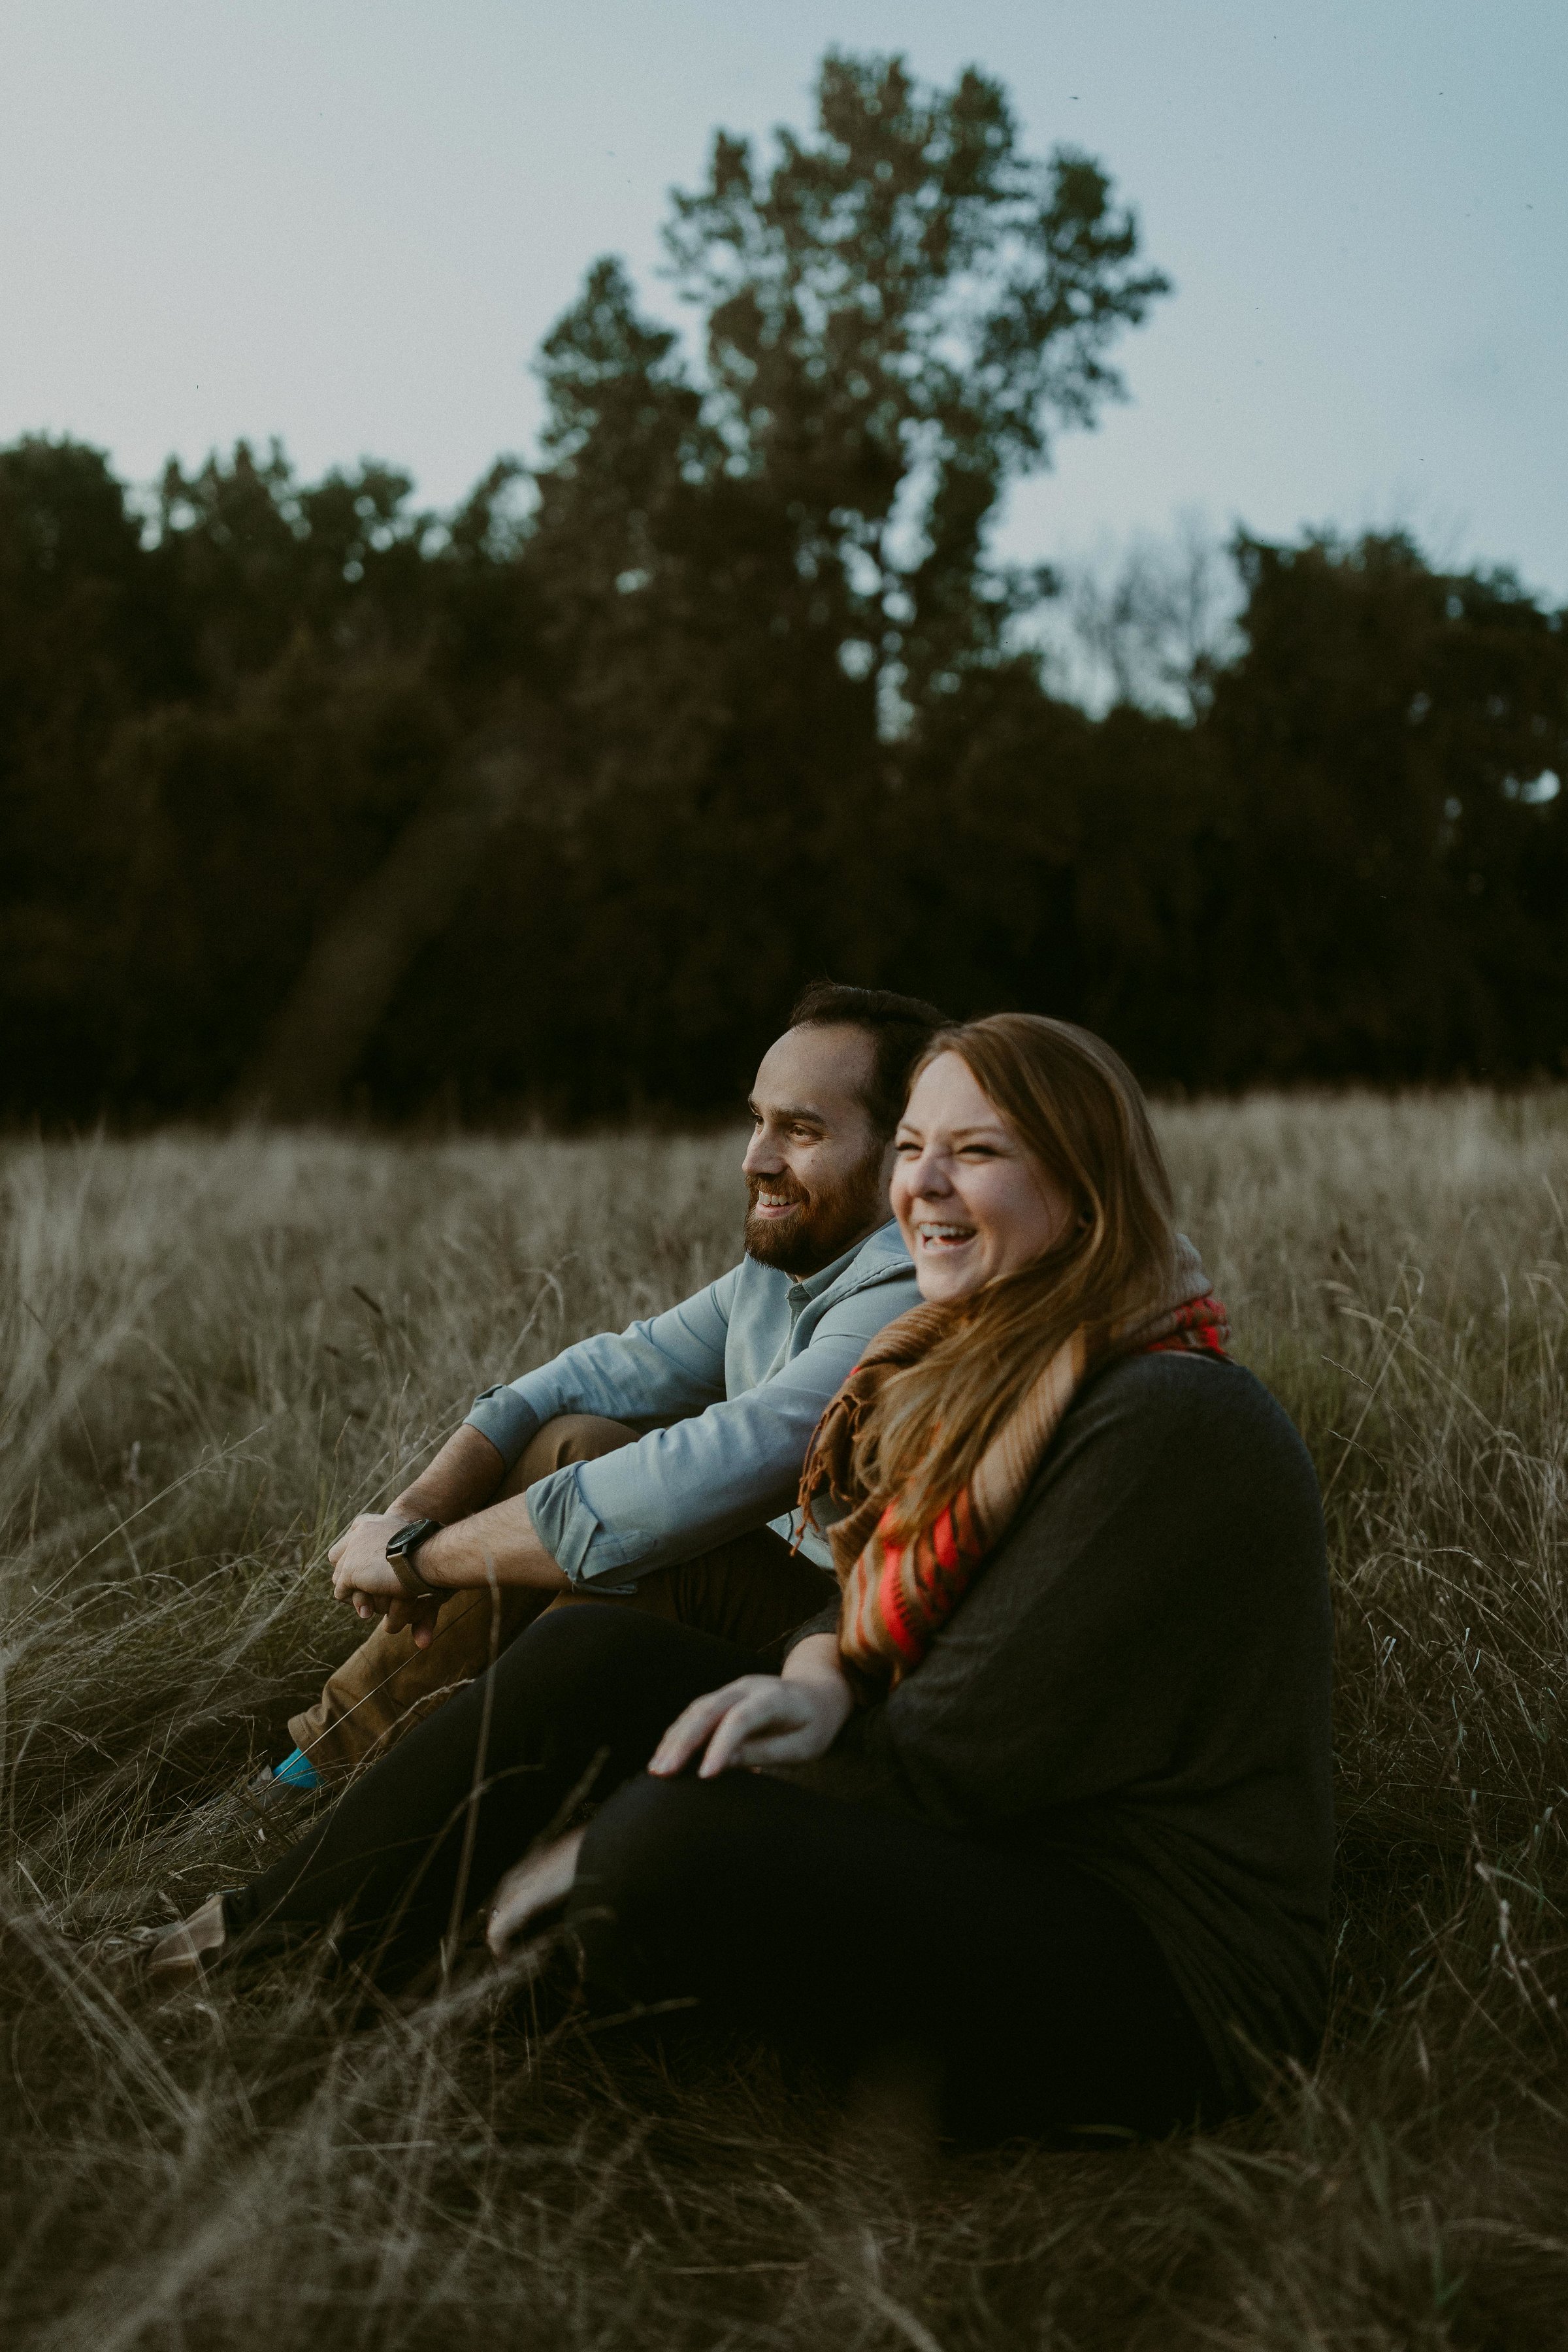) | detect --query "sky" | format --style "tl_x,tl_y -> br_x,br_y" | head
1,1 -> 1563,597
